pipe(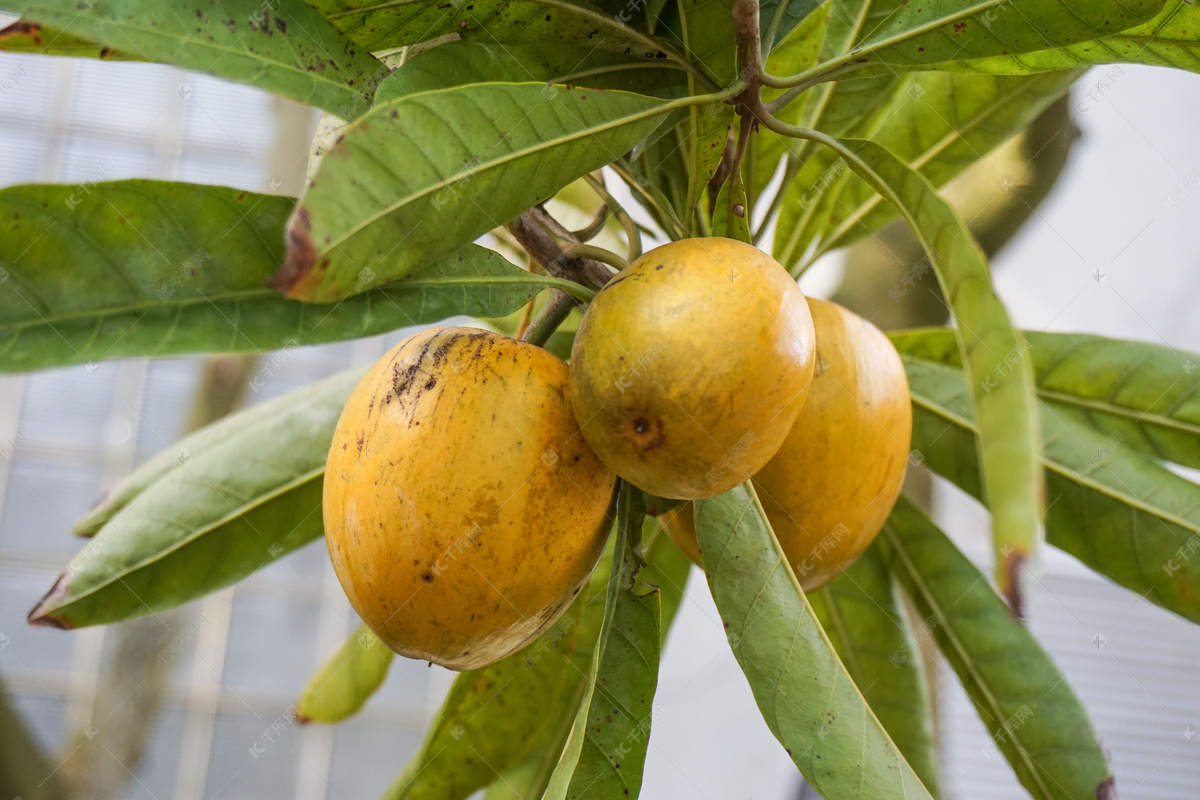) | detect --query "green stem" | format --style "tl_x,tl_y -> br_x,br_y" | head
584,174 -> 642,263
561,243 -> 627,270
521,290 -> 577,347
